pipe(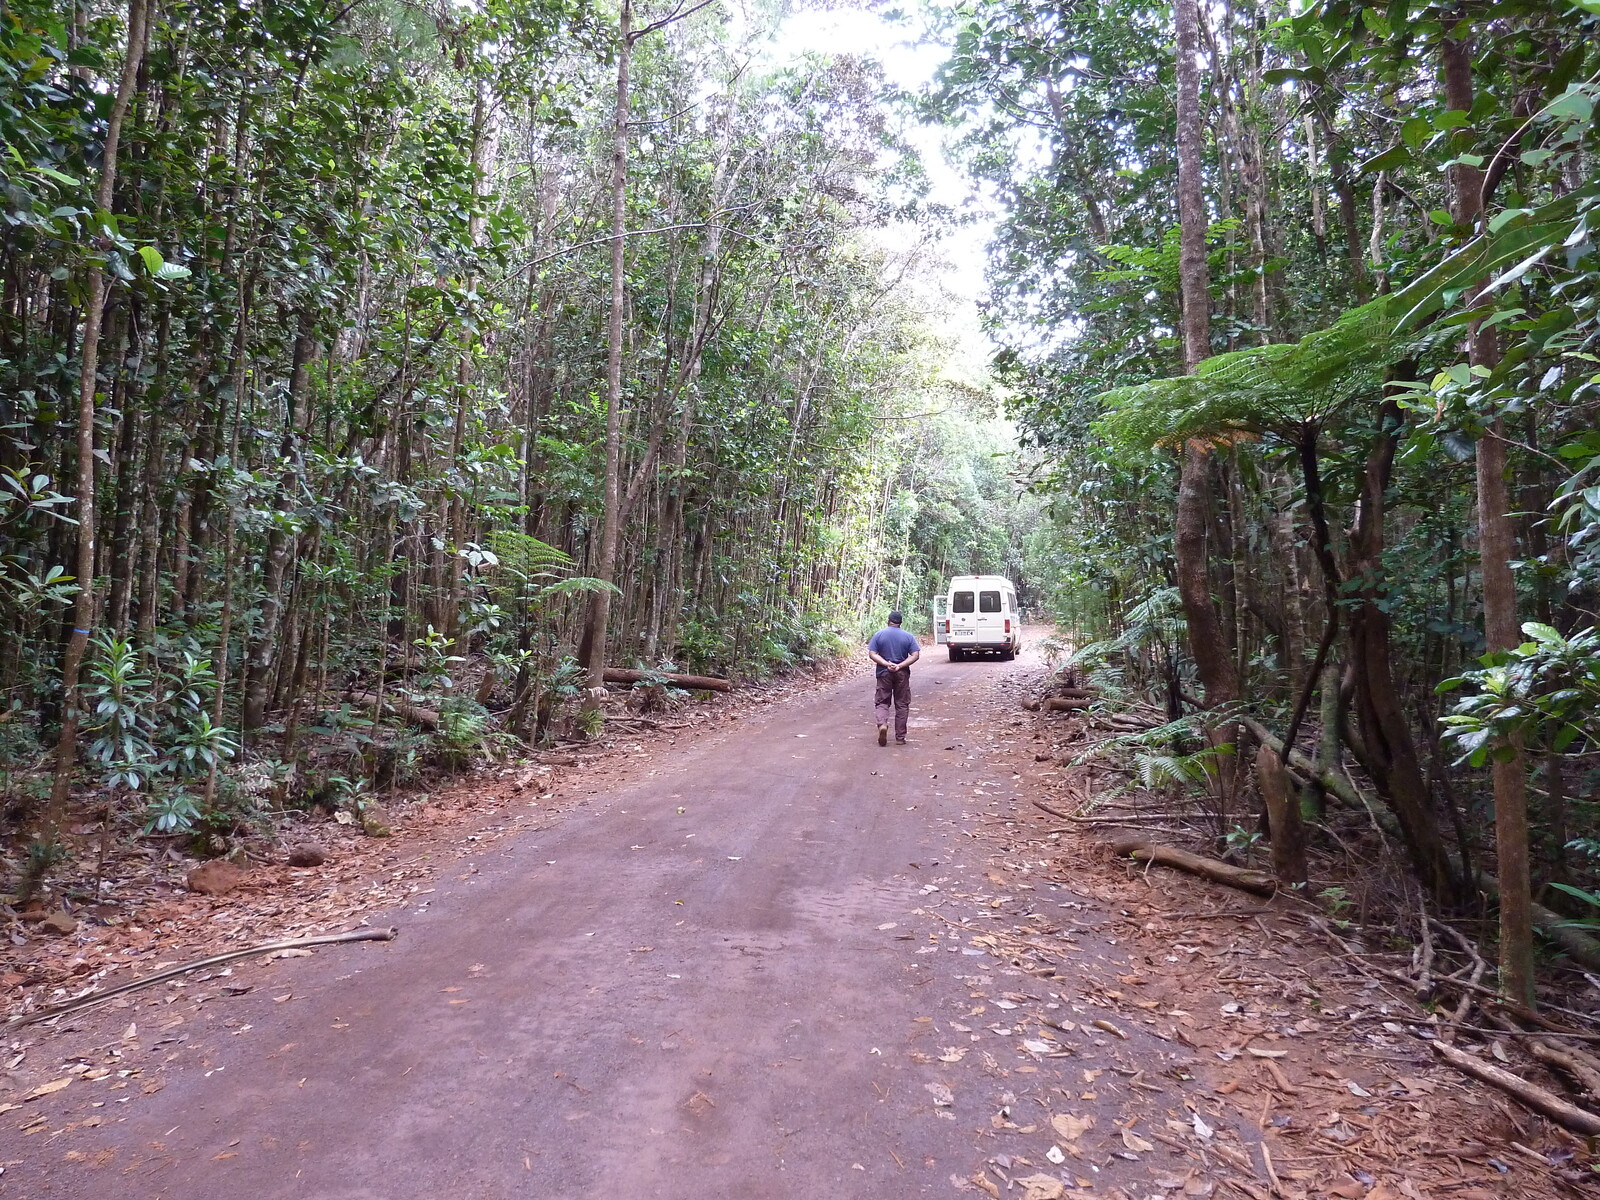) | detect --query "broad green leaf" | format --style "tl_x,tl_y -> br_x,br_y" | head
1544,87 -> 1596,125
1360,144 -> 1410,173
1487,208 -> 1533,234
1401,116 -> 1431,149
